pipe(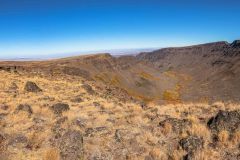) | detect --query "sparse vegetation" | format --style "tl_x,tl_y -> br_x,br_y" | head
0,41 -> 240,159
